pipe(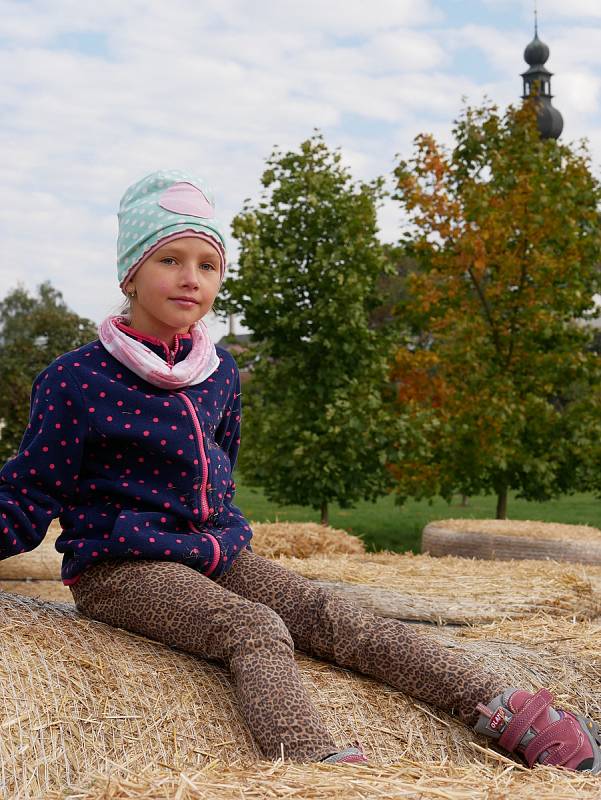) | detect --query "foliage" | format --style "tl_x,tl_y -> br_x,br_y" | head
235,474 -> 601,554
390,100 -> 601,518
220,133 -> 401,524
368,244 -> 419,331
0,282 -> 97,461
